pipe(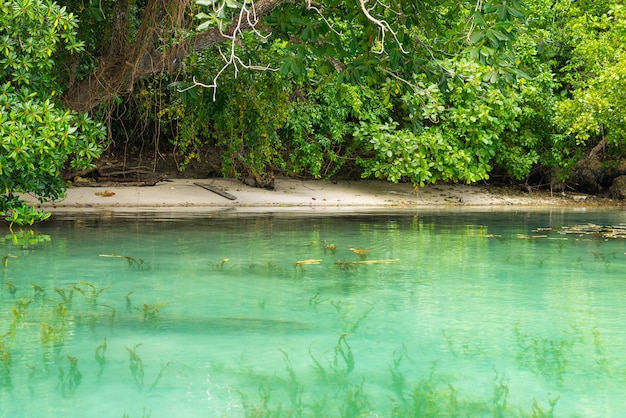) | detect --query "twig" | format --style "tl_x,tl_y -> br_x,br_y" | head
358,0 -> 408,54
